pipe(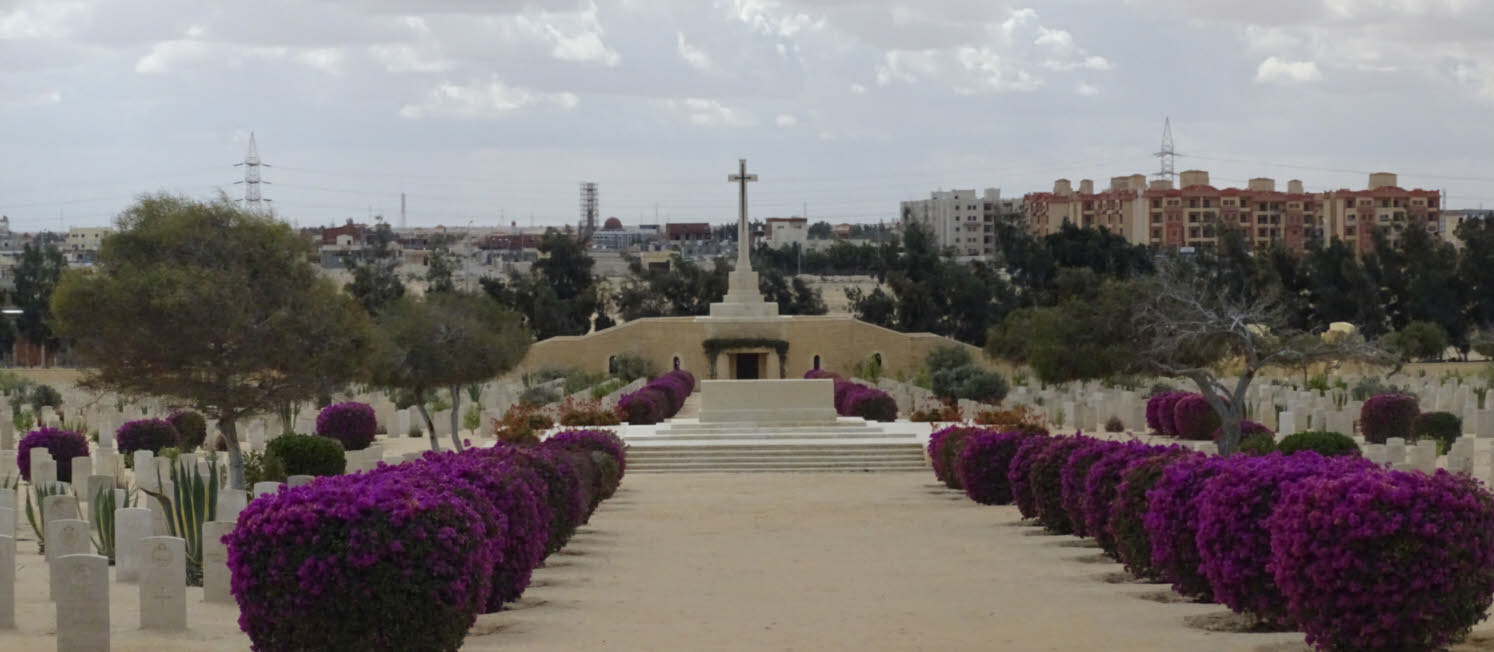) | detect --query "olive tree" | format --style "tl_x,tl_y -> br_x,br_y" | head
52,194 -> 374,489
369,292 -> 530,451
